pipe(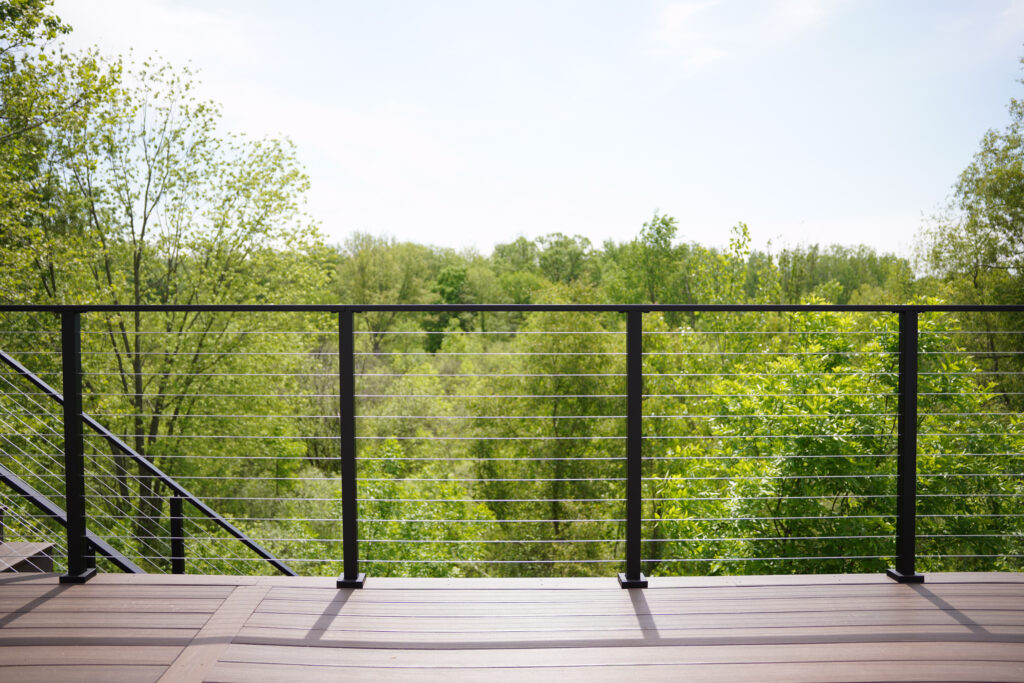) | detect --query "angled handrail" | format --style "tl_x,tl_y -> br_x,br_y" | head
0,463 -> 143,573
0,348 -> 296,577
